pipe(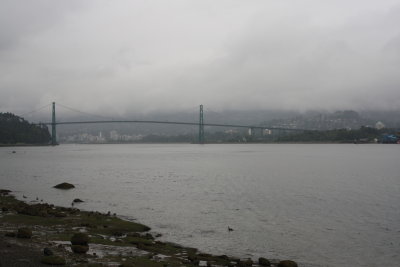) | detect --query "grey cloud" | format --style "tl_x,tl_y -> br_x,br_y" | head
165,2 -> 400,111
1,0 -> 400,115
0,0 -> 83,51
